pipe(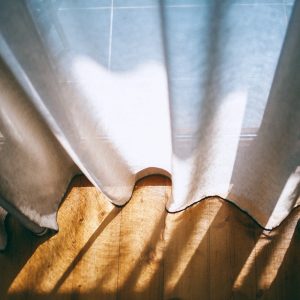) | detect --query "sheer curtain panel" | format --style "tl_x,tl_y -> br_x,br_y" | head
0,0 -> 299,249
